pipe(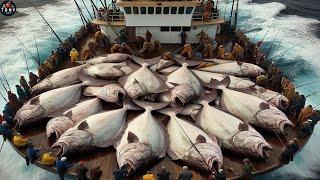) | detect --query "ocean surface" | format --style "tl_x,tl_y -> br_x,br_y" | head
0,0 -> 319,179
